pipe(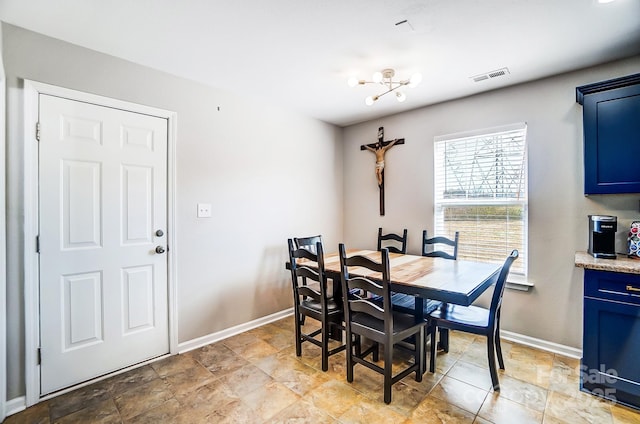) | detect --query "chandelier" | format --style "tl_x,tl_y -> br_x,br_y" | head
348,68 -> 422,106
